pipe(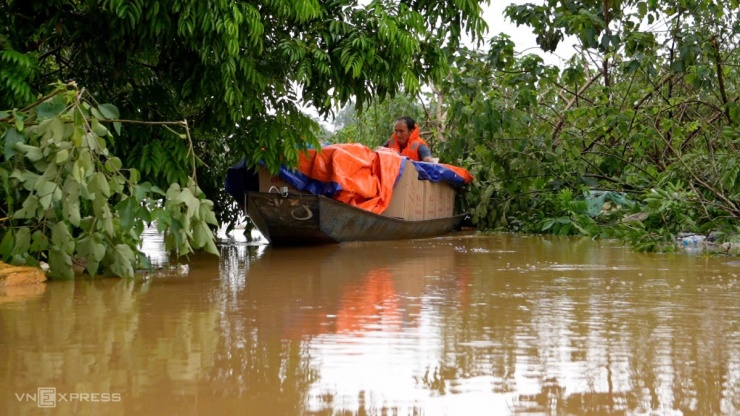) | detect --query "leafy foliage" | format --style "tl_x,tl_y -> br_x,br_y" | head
436,0 -> 740,251
331,94 -> 424,148
0,45 -> 36,108
0,83 -> 218,278
330,0 -> 740,252
0,0 -> 488,229
537,189 -> 598,236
